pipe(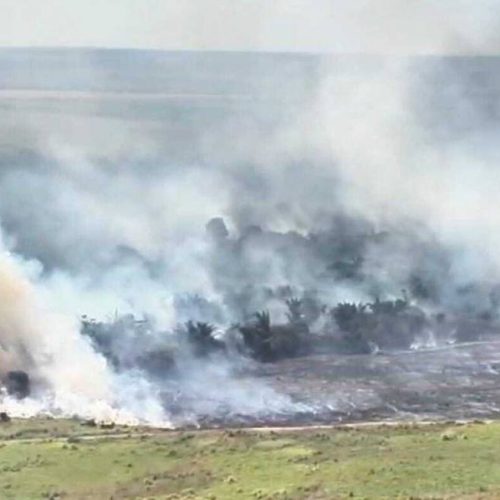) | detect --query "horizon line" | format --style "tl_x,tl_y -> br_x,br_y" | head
0,46 -> 498,58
